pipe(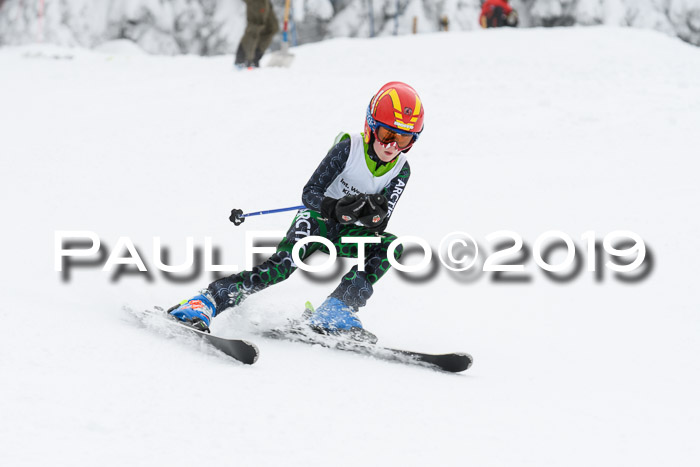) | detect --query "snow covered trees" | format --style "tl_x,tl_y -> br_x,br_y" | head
0,0 -> 698,52
0,0 -> 246,55
518,0 -> 700,46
